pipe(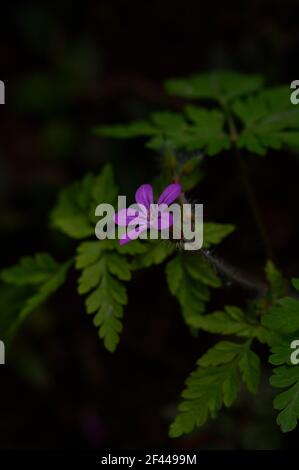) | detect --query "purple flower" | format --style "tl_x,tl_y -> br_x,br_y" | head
114,183 -> 181,245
